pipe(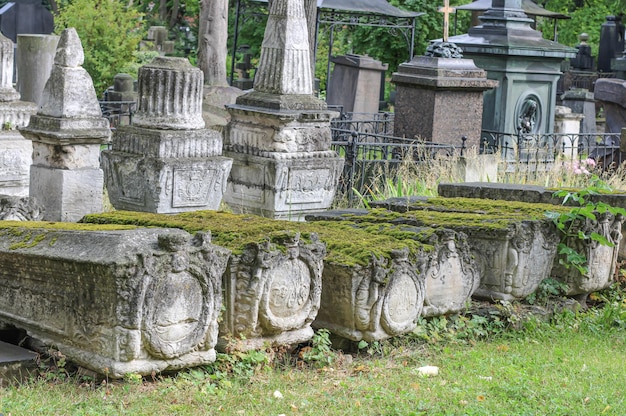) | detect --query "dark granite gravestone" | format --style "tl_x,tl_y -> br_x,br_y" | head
598,15 -> 624,73
0,0 -> 54,43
